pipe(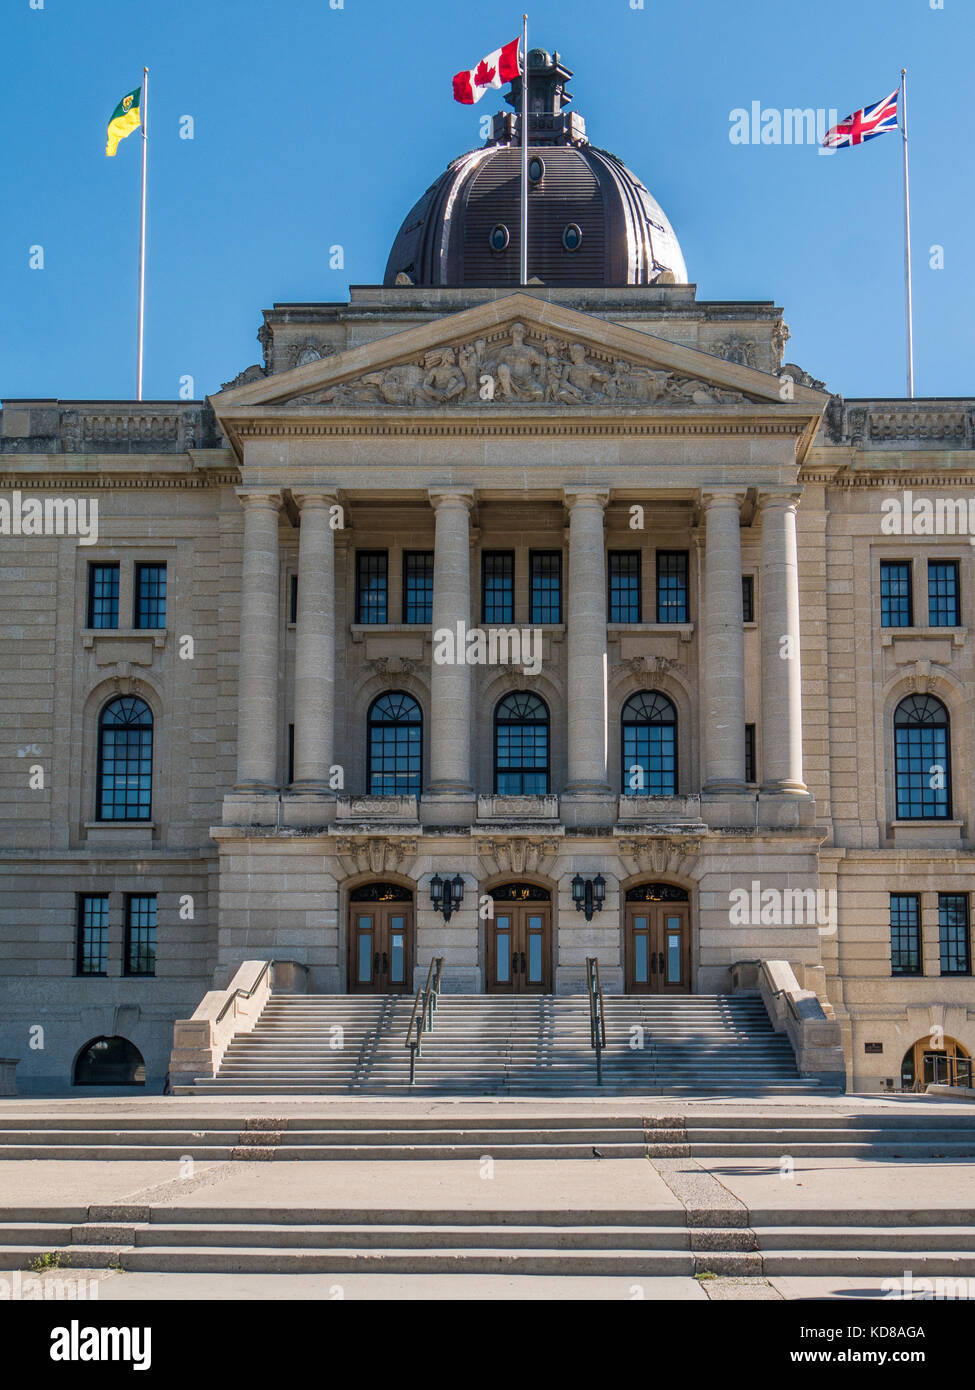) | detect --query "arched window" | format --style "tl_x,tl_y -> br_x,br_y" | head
495,692 -> 550,794
74,1036 -> 146,1087
621,691 -> 677,796
894,694 -> 950,819
367,691 -> 422,795
97,696 -> 153,821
